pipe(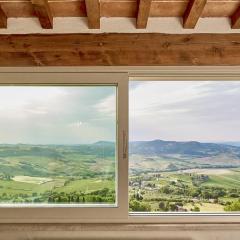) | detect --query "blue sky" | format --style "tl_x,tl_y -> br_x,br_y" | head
0,86 -> 116,144
129,81 -> 240,142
